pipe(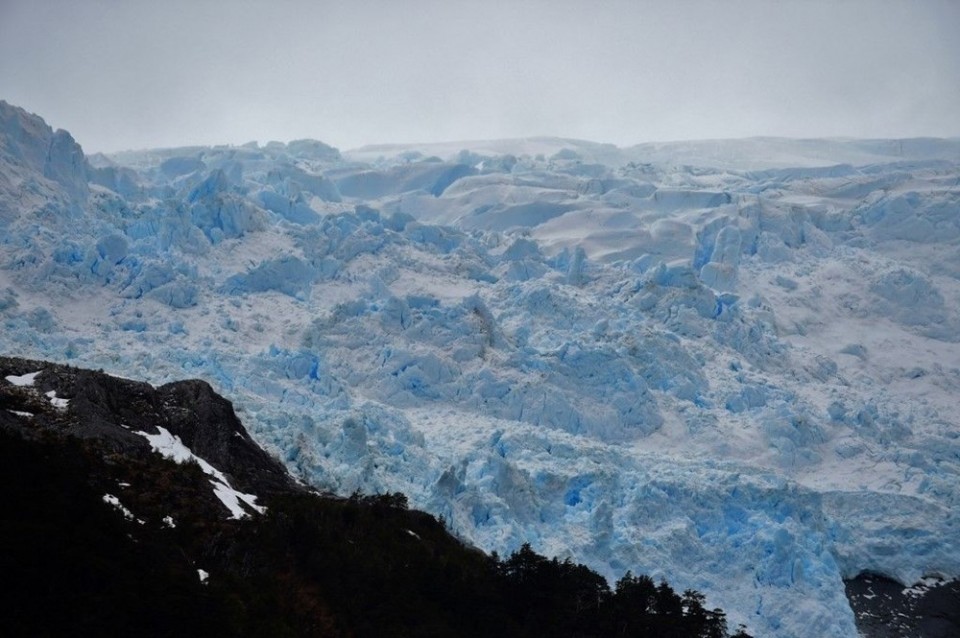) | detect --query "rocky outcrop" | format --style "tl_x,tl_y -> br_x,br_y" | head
0,355 -> 297,499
